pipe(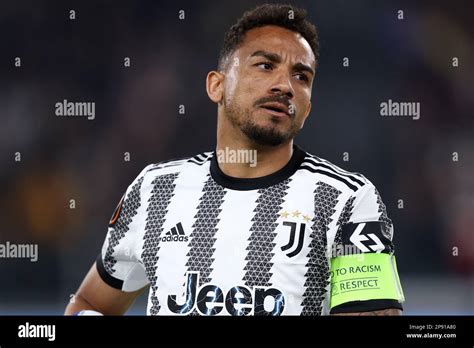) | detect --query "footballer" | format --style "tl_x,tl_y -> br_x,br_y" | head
65,4 -> 404,316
